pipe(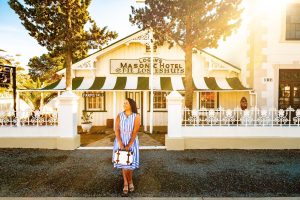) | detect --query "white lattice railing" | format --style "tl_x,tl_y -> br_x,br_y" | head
182,107 -> 300,127
0,109 -> 58,127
